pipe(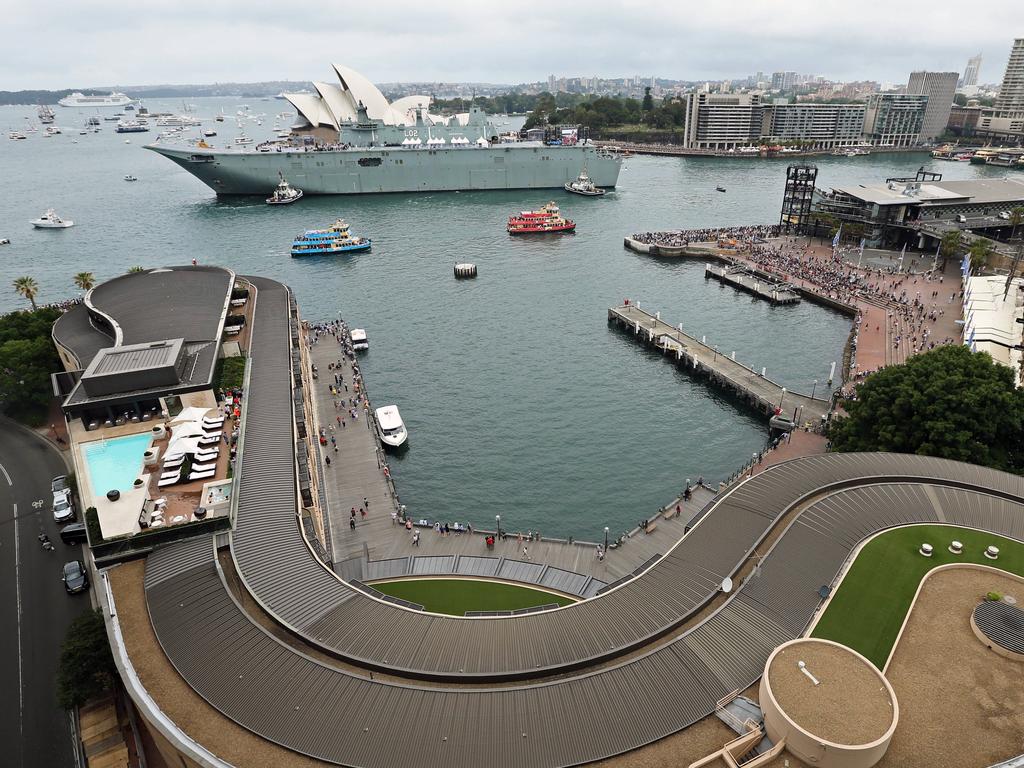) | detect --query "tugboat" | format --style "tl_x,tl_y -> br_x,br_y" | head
716,186 -> 727,193
507,202 -> 576,235
266,173 -> 303,205
564,166 -> 606,196
30,209 -> 74,228
290,219 -> 371,256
